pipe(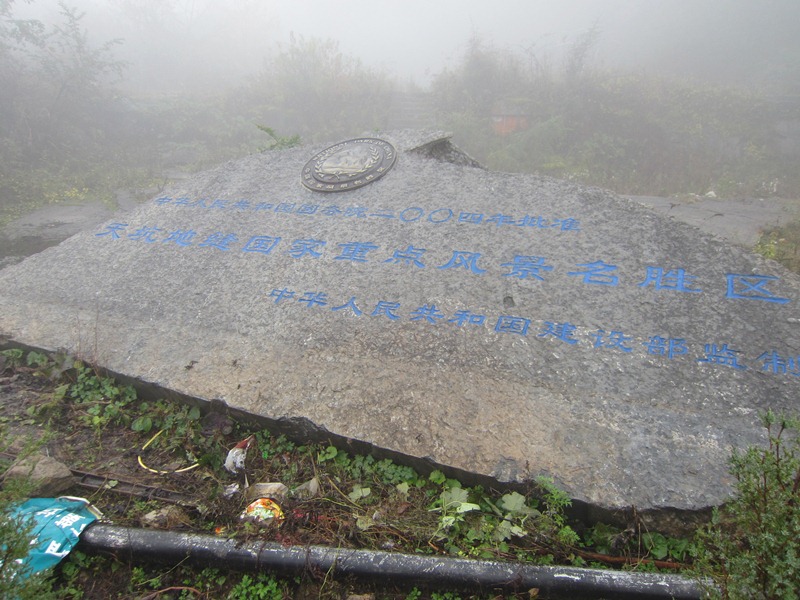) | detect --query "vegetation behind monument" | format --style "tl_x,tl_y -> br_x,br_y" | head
1,2 -> 798,233
432,32 -> 799,199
